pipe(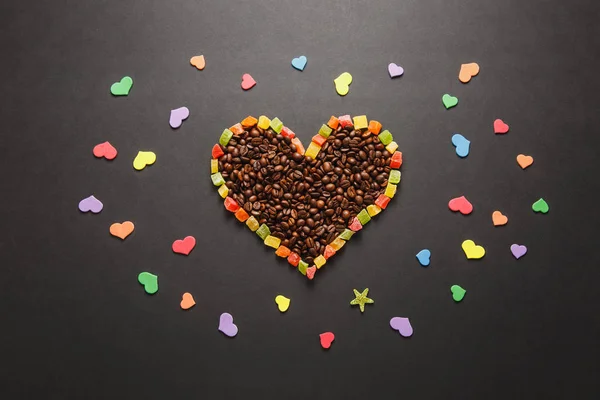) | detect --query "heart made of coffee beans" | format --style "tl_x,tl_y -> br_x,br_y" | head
210,115 -> 403,280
